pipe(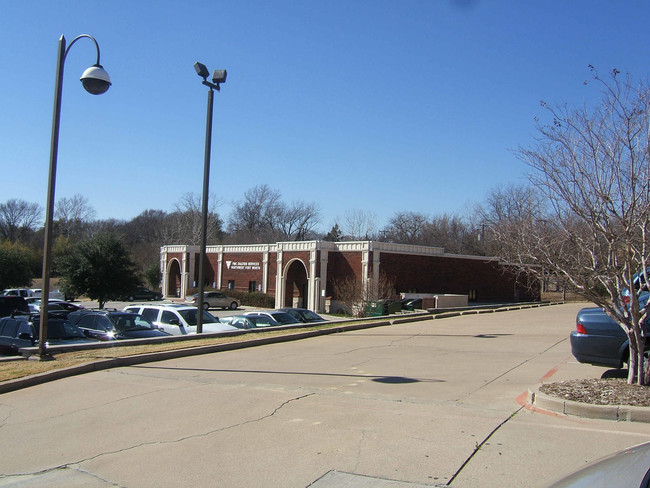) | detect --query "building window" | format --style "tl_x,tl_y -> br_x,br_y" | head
228,280 -> 235,290
248,281 -> 256,292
